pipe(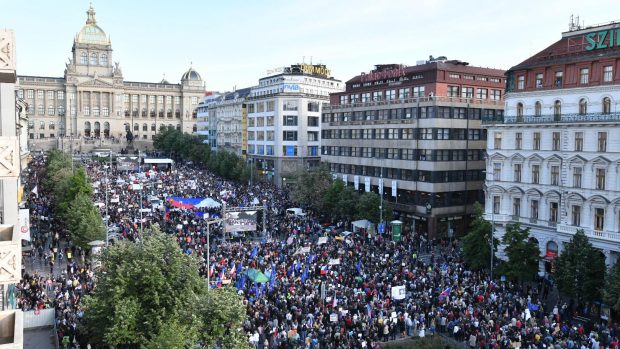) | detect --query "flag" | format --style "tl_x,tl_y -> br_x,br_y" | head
307,254 -> 315,264
250,246 -> 258,259
366,303 -> 372,317
236,274 -> 245,290
332,291 -> 337,308
295,259 -> 301,273
301,265 -> 308,283
270,263 -> 276,288
439,287 -> 451,299
356,261 -> 362,275
320,266 -> 328,275
236,262 -> 243,276
31,185 -> 38,197
287,263 -> 294,277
